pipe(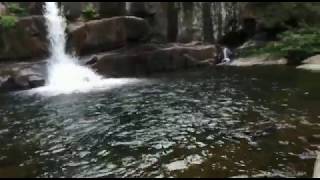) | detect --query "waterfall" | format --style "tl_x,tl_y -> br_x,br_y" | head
28,2 -> 141,96
43,2 -> 103,89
